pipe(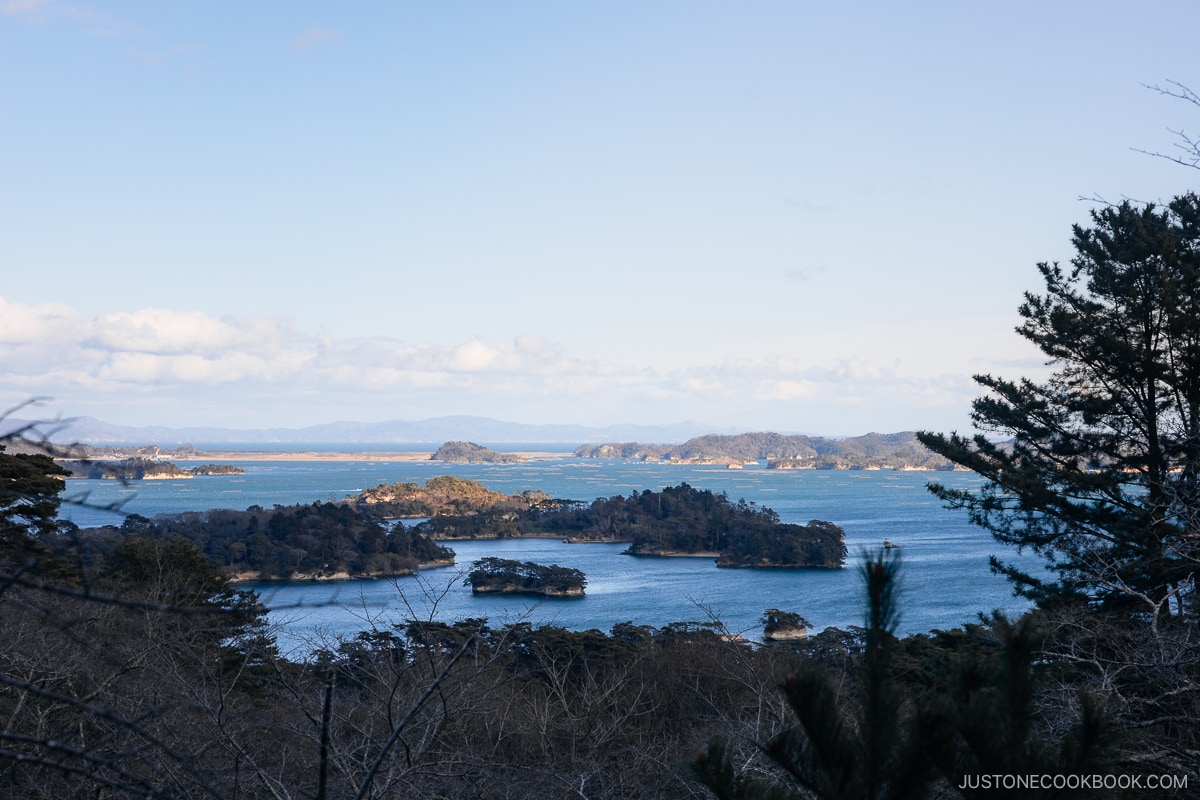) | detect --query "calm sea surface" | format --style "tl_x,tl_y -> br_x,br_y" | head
60,455 -> 1035,655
